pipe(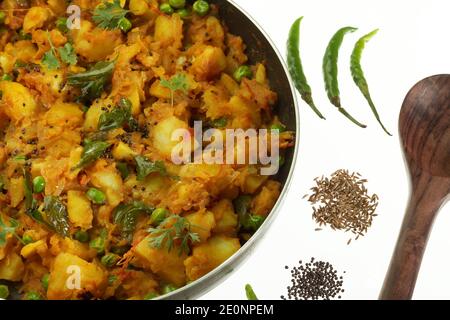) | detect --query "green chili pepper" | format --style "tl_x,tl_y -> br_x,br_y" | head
245,284 -> 258,300
287,17 -> 325,119
323,27 -> 366,128
350,29 -> 391,136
